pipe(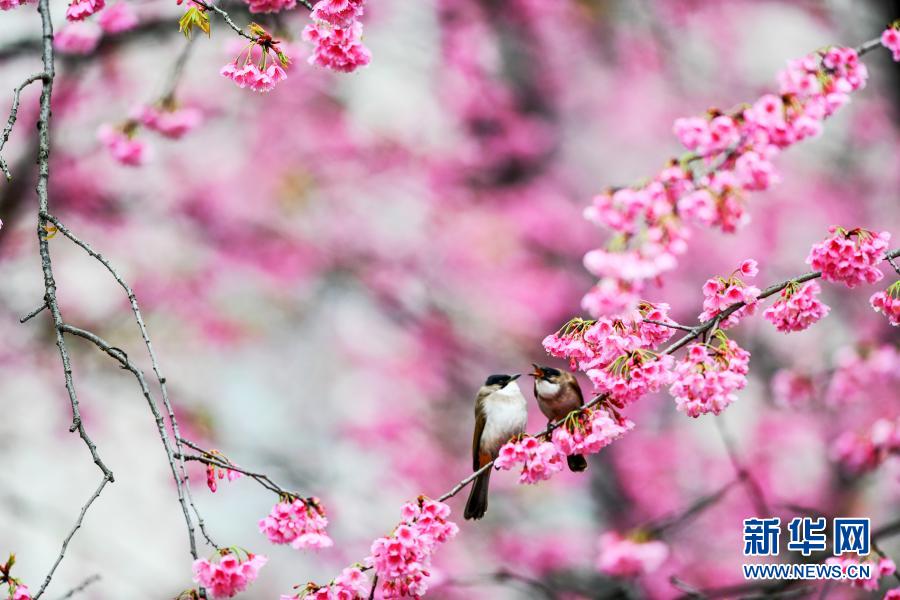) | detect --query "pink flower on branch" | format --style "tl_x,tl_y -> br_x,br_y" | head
669,334 -> 750,418
596,532 -> 669,578
806,226 -> 890,288
365,497 -> 458,598
494,435 -> 565,484
192,550 -> 267,599
65,0 -> 104,21
98,3 -> 138,34
582,45 -> 869,319
259,496 -> 333,550
221,24 -> 290,92
882,24 -> 900,61
698,259 -> 761,329
870,281 -> 900,327
763,280 -> 830,332
98,124 -> 149,166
